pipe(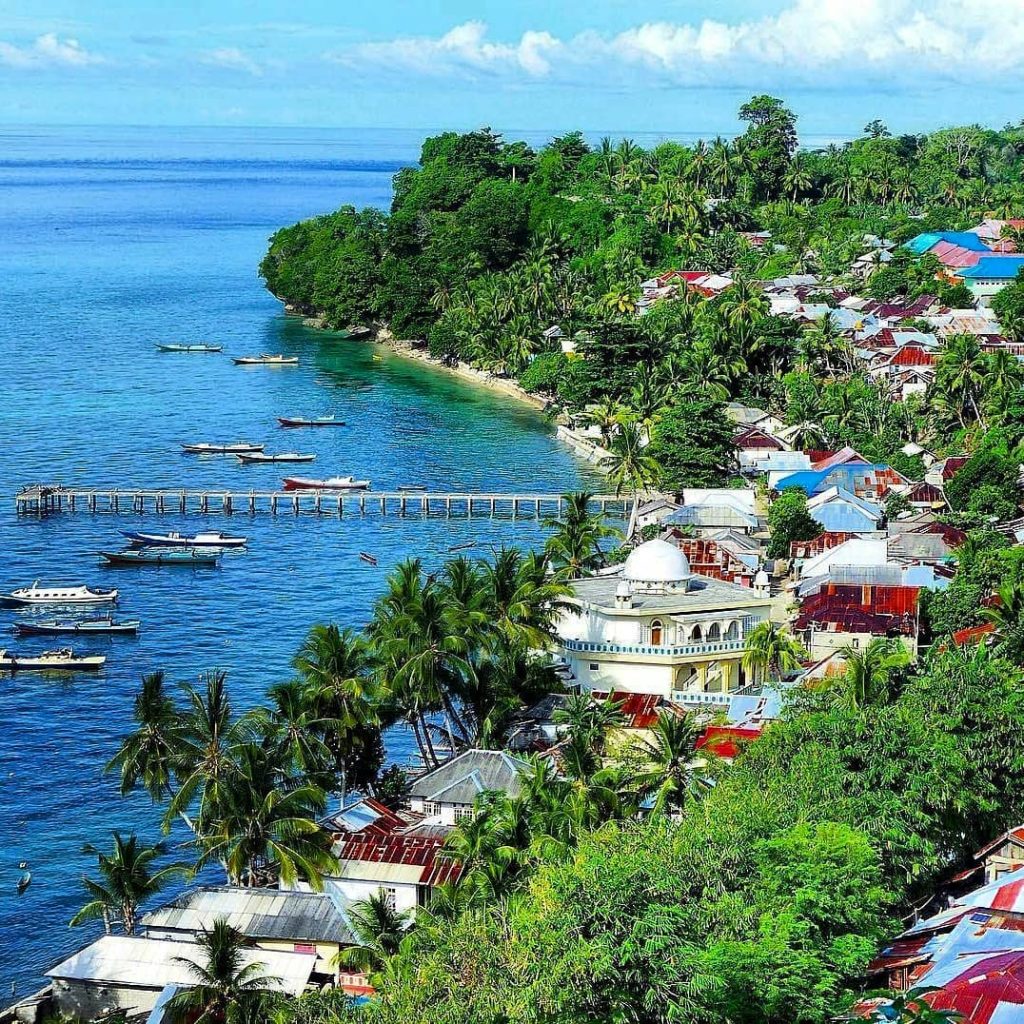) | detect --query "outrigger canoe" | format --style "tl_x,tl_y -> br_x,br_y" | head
236,452 -> 316,464
277,416 -> 345,428
0,648 -> 106,671
282,476 -> 370,492
100,549 -> 220,567
122,530 -> 246,549
14,617 -> 140,636
181,442 -> 264,455
156,343 -> 222,353
232,355 -> 298,366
